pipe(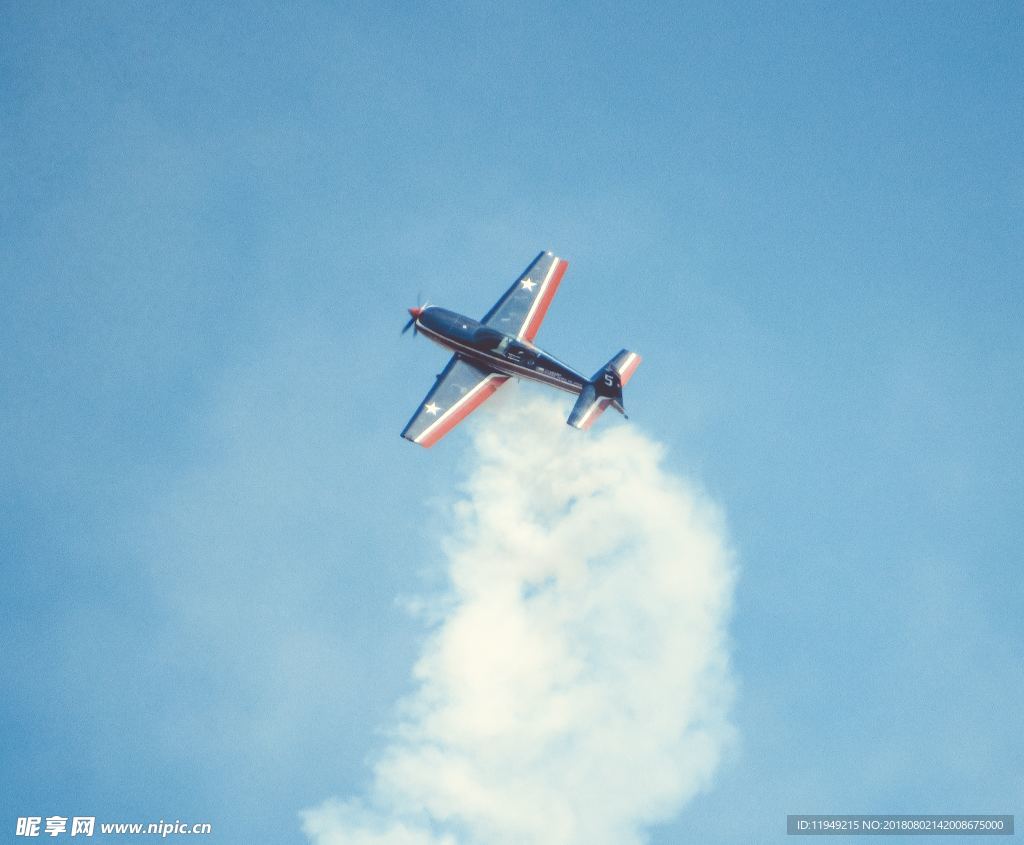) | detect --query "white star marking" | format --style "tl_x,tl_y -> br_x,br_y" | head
424,401 -> 441,415
520,277 -> 536,291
